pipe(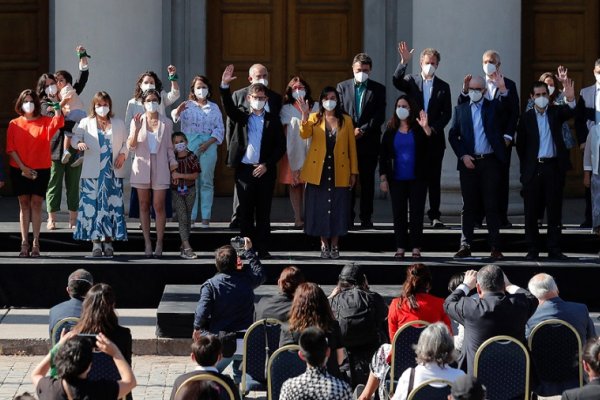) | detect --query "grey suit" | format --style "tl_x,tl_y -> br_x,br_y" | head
525,296 -> 596,342
575,83 -> 598,225
562,379 -> 600,400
